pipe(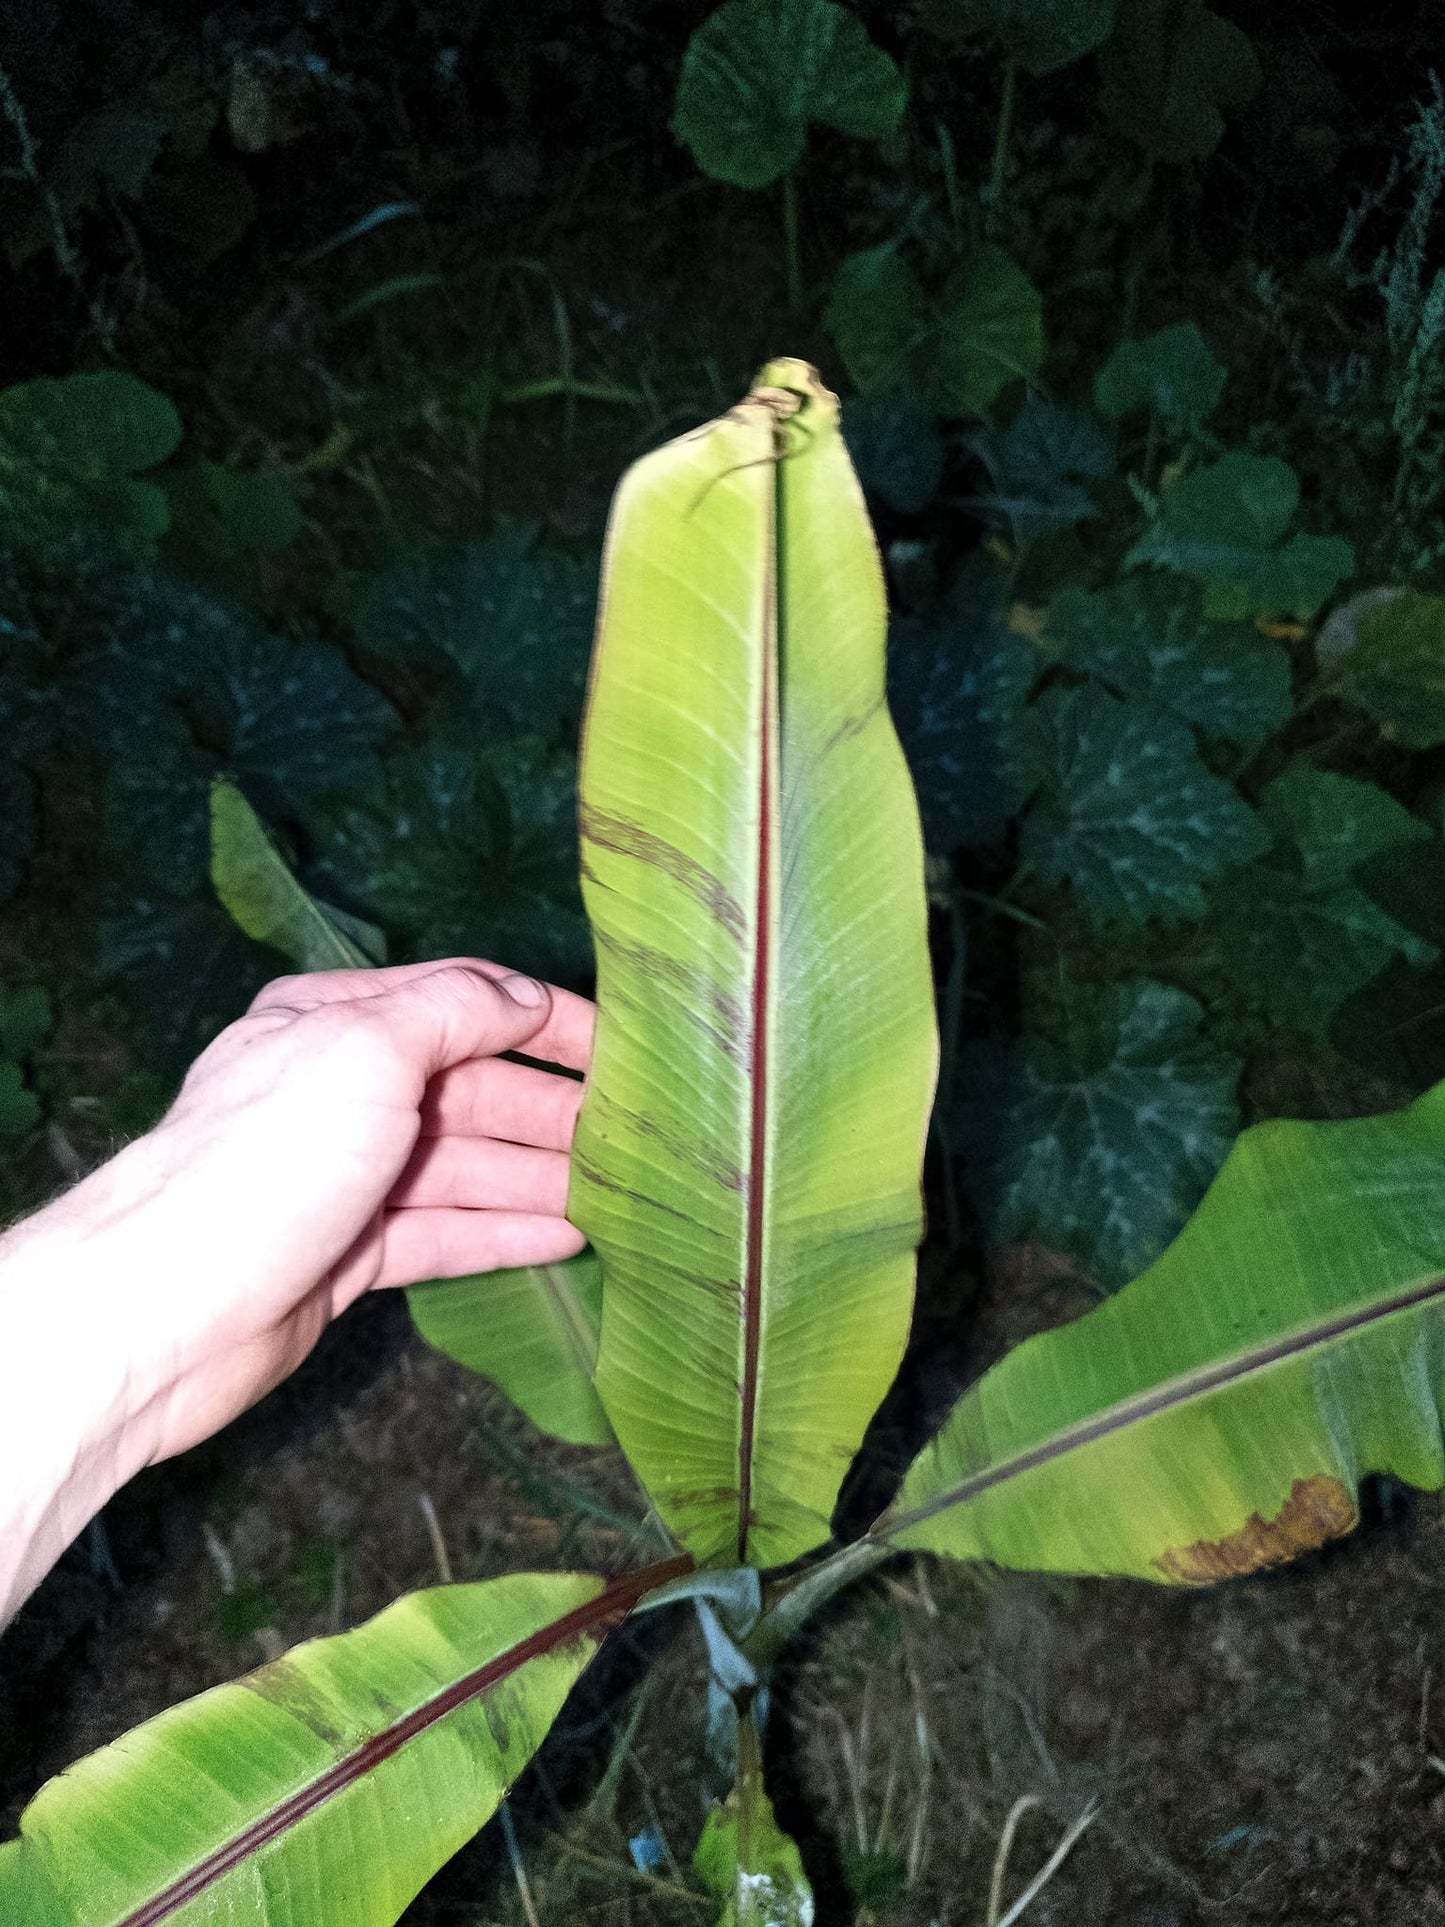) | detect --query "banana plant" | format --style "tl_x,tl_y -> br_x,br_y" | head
10,361 -> 1445,1924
